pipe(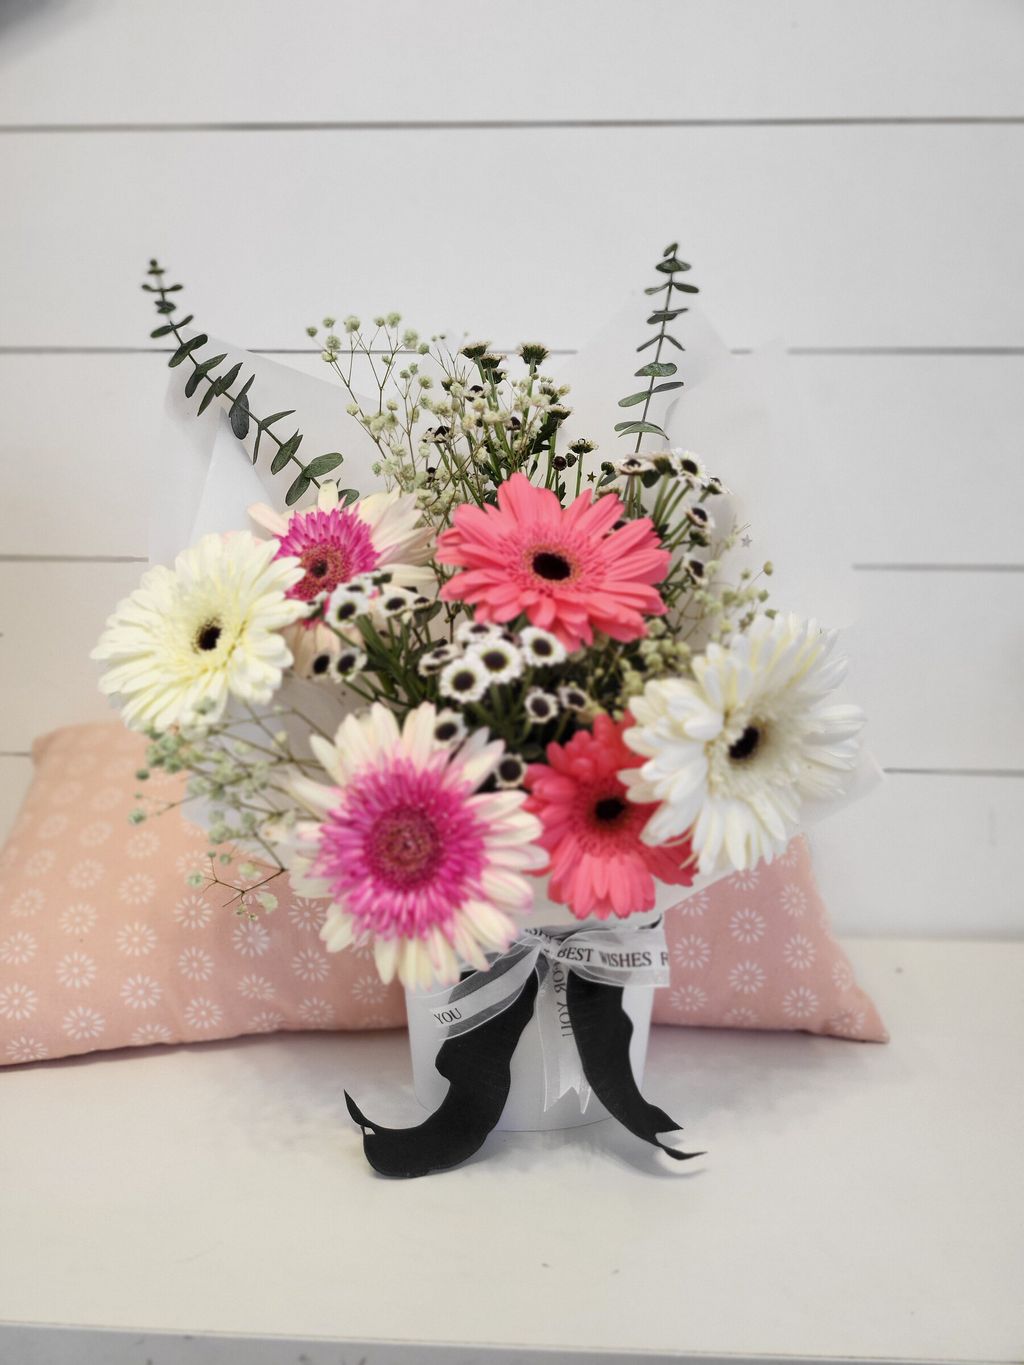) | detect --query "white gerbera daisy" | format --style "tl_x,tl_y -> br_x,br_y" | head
92,532 -> 305,731
283,702 -> 545,989
622,614 -> 864,875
